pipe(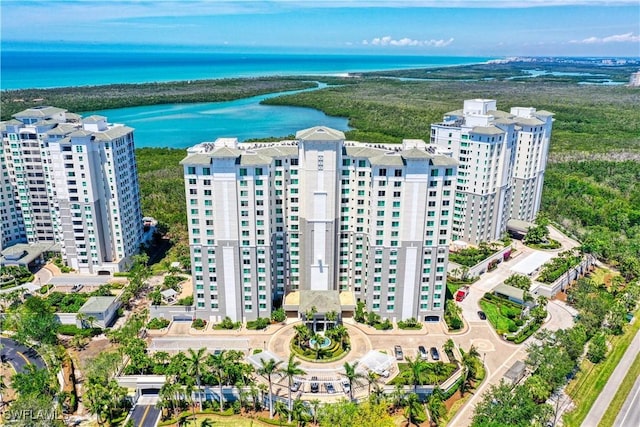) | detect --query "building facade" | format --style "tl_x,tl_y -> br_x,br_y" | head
430,99 -> 553,244
182,126 -> 457,323
0,107 -> 143,273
